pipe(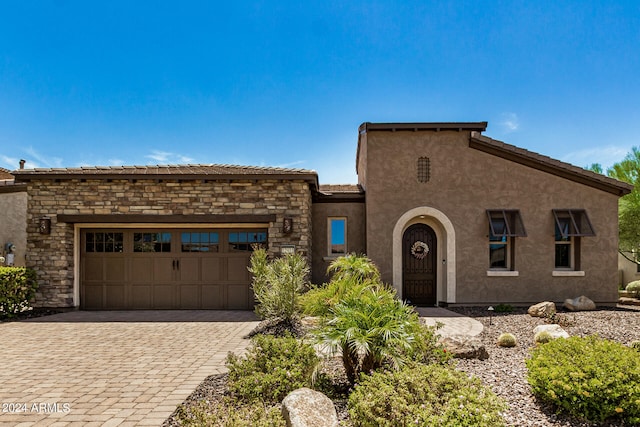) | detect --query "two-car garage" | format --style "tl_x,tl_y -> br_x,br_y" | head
80,227 -> 267,310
